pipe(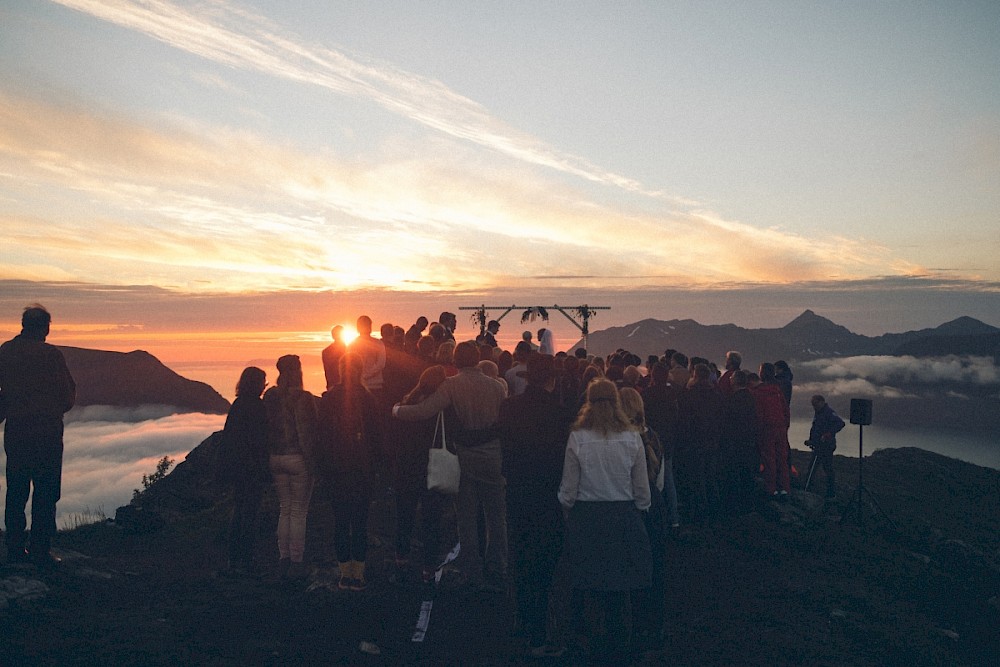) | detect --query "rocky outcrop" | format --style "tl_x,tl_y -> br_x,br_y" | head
60,346 -> 230,415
